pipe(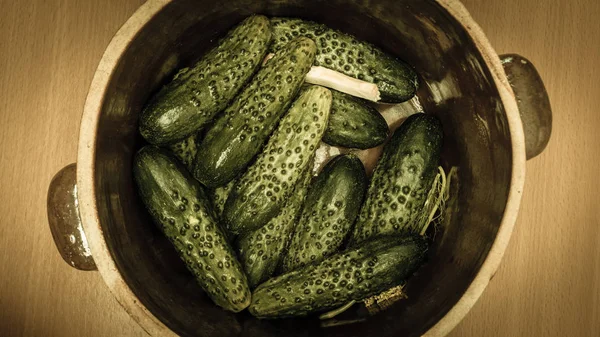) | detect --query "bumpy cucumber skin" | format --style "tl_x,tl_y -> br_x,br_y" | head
249,236 -> 428,318
133,146 -> 251,312
282,154 -> 367,272
223,85 -> 331,235
167,132 -> 199,172
210,179 -> 236,219
168,134 -> 235,219
237,165 -> 314,288
350,114 -> 443,245
270,17 -> 418,103
323,89 -> 389,149
139,16 -> 272,145
193,37 -> 317,188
